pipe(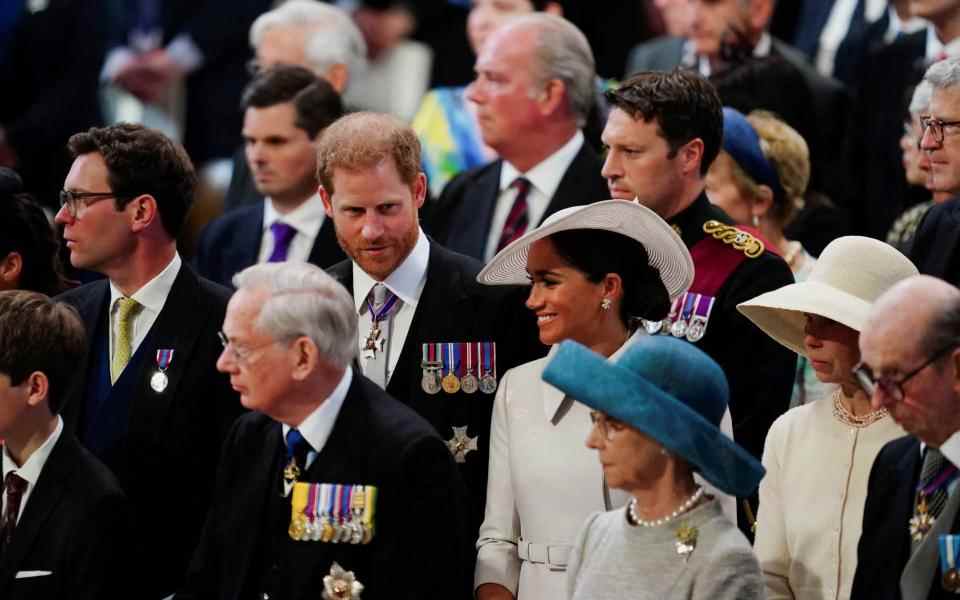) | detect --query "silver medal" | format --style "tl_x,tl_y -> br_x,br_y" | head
150,370 -> 169,393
